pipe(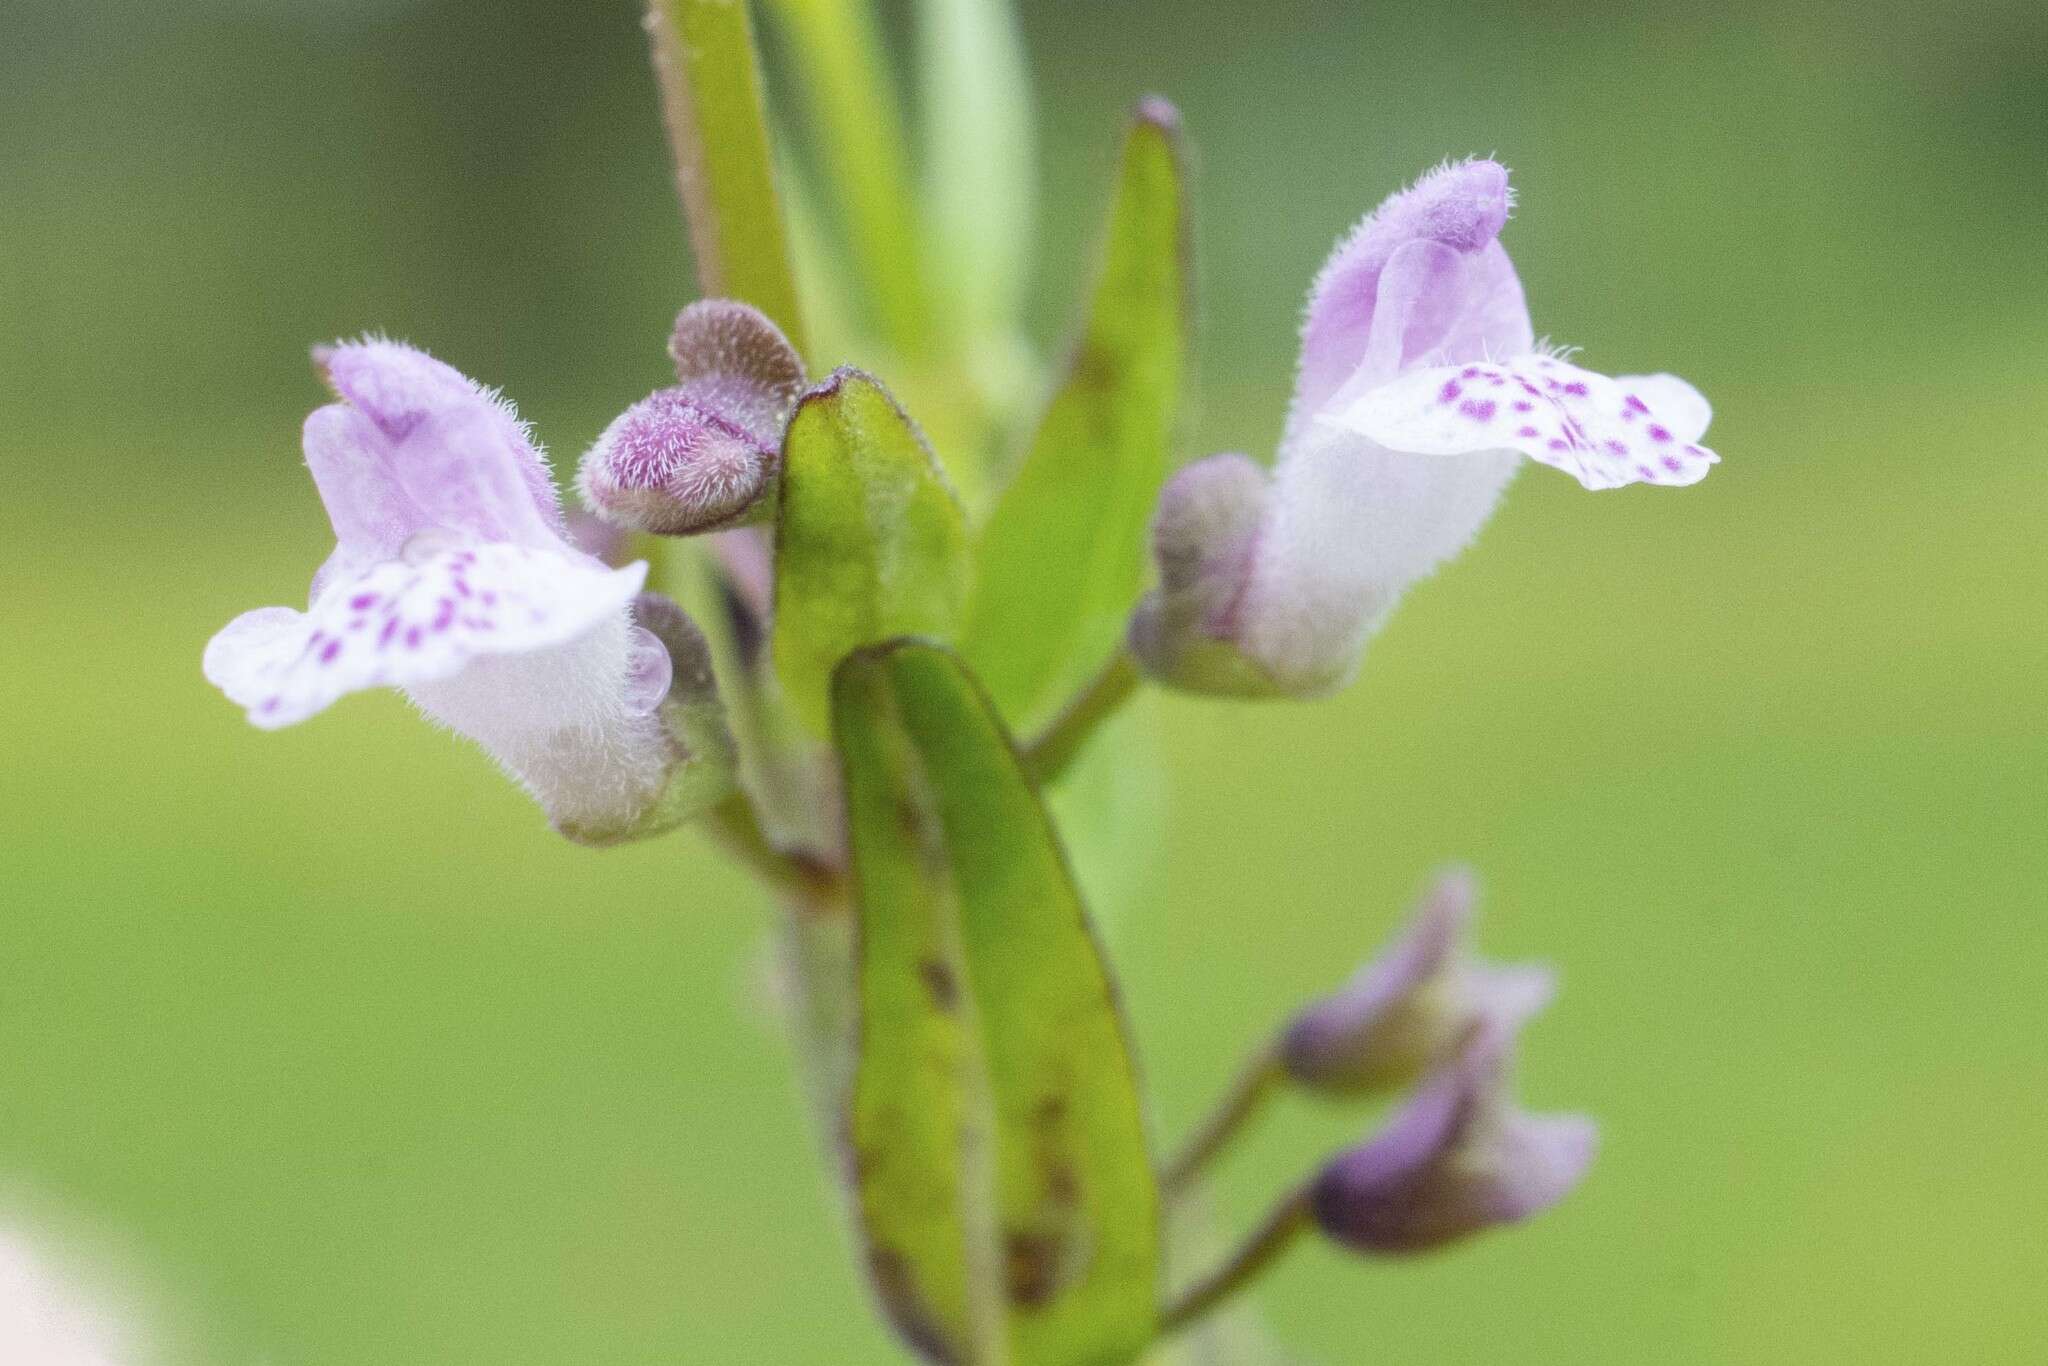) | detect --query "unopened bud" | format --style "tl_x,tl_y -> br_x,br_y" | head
577,300 -> 804,536
1281,869 -> 1553,1094
1127,453 -> 1284,696
1308,1020 -> 1596,1255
